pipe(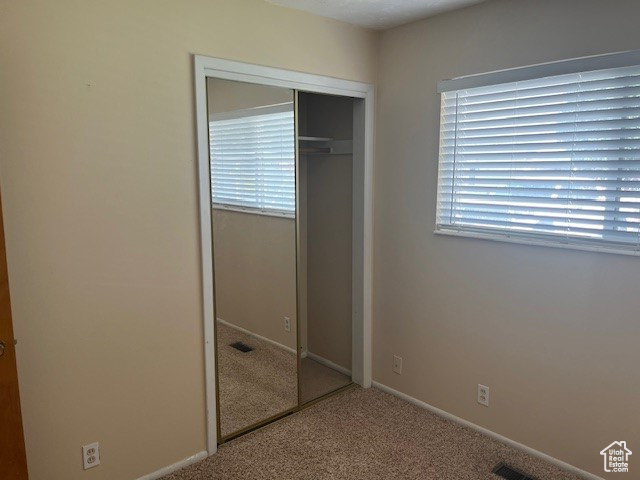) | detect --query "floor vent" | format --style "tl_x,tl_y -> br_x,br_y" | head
492,463 -> 536,480
230,341 -> 253,353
